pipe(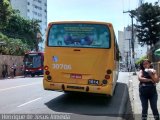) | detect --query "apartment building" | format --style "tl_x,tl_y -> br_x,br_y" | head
118,26 -> 147,70
10,0 -> 47,51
